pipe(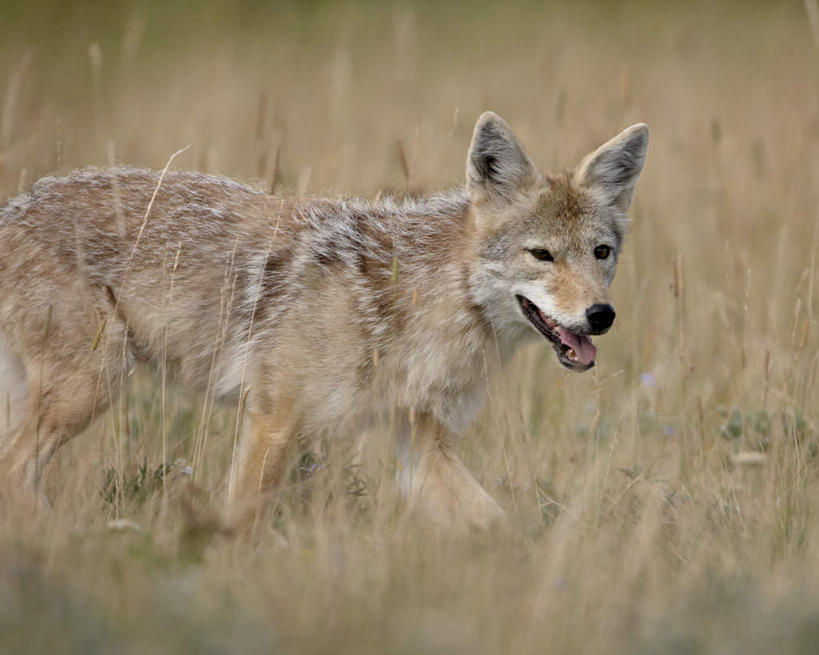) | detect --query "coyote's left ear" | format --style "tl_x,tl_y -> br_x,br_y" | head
574,123 -> 649,212
466,112 -> 539,204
